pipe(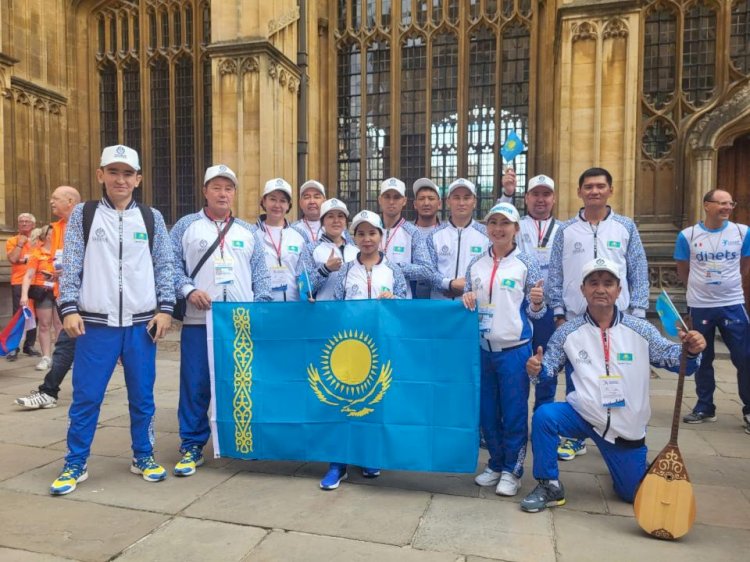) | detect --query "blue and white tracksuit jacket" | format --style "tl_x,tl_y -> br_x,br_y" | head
548,207 -> 649,320
256,217 -> 306,302
465,246 -> 546,477
332,253 -> 408,300
297,234 -> 359,301
379,218 -> 431,299
58,196 -> 176,466
170,210 -> 271,451
426,220 -> 489,299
